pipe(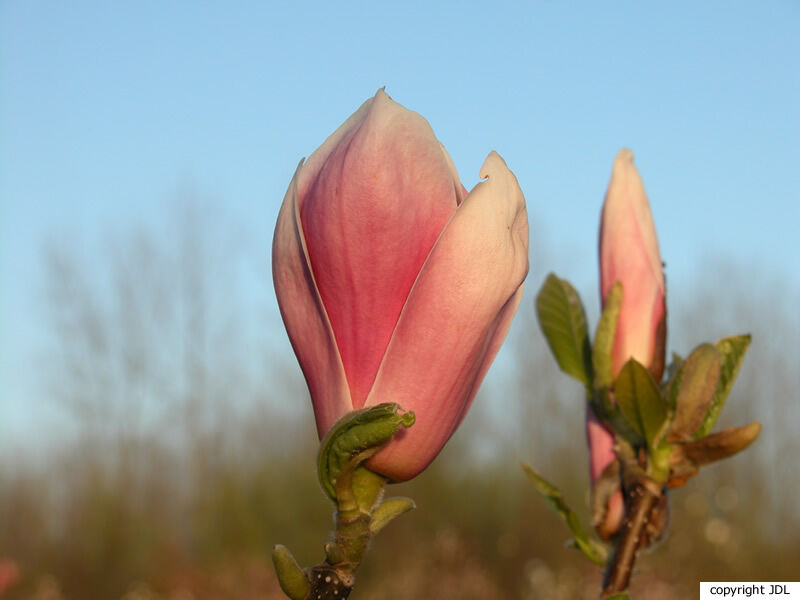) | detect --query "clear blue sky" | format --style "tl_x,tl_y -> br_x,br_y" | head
2,2 -> 799,445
